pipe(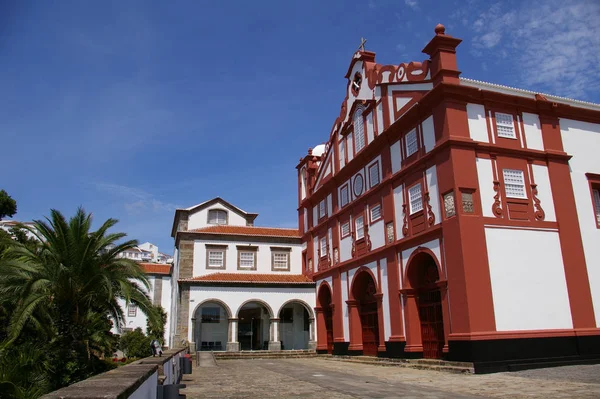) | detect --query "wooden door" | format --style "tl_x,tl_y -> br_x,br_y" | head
360,302 -> 379,357
418,290 -> 444,359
